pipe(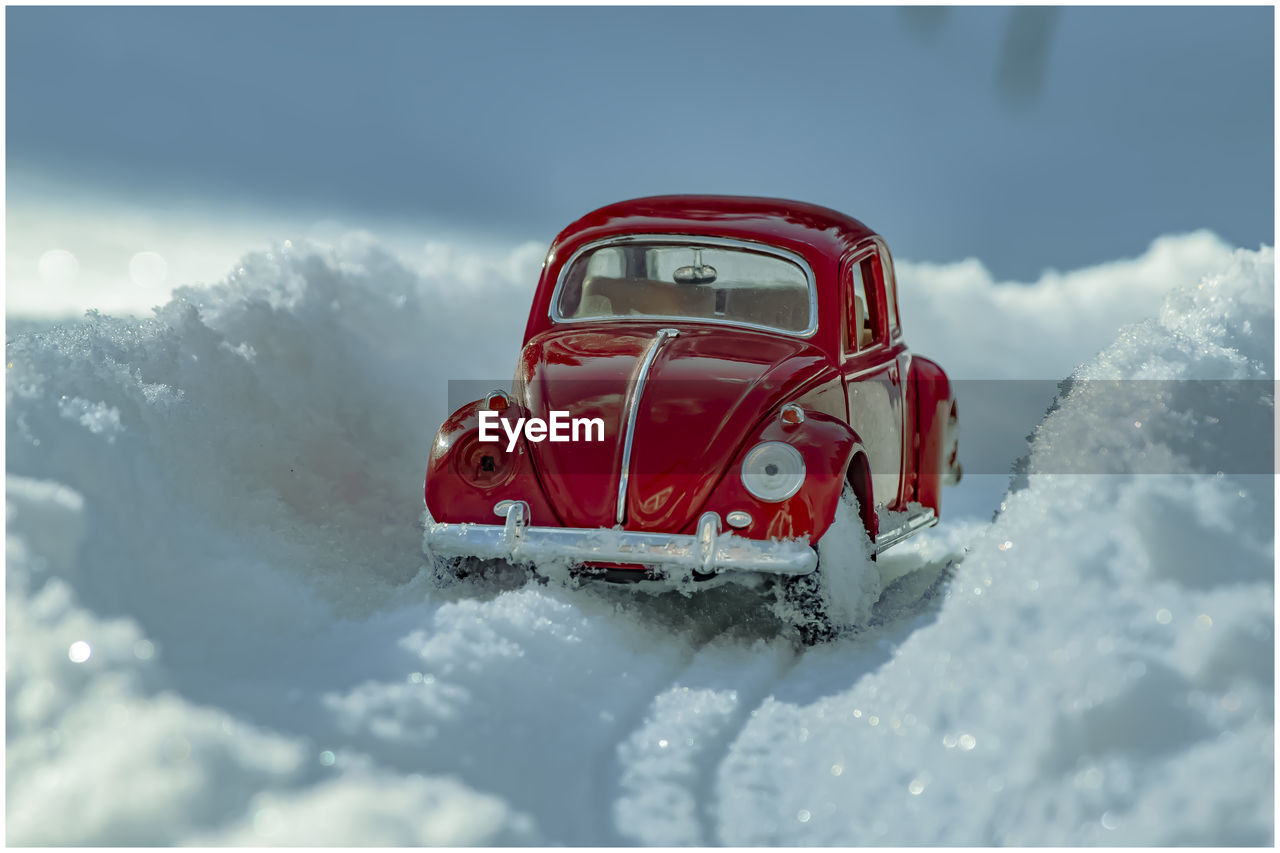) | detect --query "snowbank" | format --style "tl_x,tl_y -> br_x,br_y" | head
5,232 -> 1272,844
897,229 -> 1242,379
714,246 -> 1274,845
